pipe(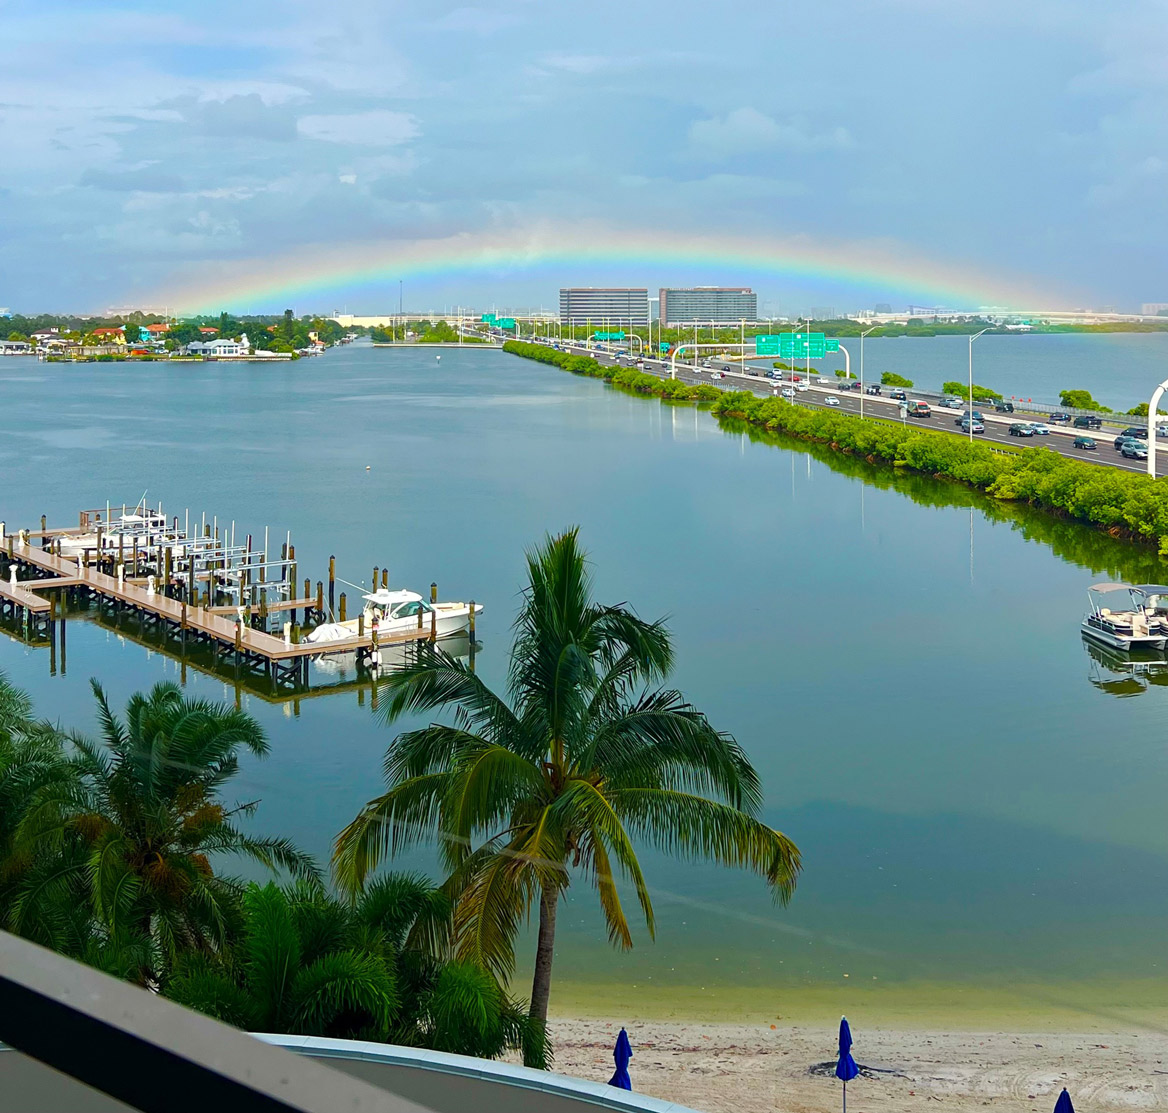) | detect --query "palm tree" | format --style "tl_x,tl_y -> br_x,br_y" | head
10,680 -> 316,984
168,876 -> 549,1064
334,529 -> 800,1061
